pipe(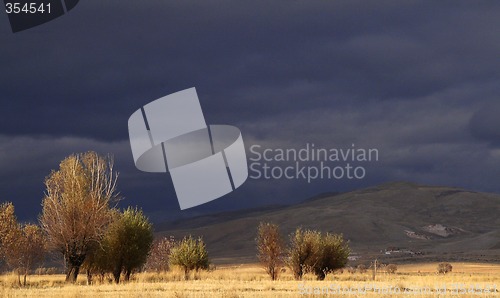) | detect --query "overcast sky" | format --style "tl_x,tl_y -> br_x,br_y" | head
1,1 -> 500,222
